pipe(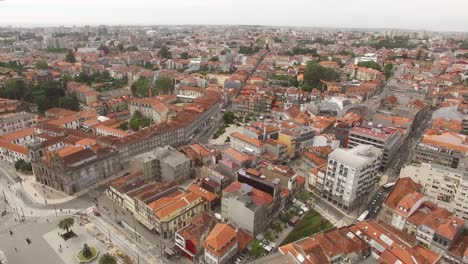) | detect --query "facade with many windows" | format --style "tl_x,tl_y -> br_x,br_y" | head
322,144 -> 382,213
